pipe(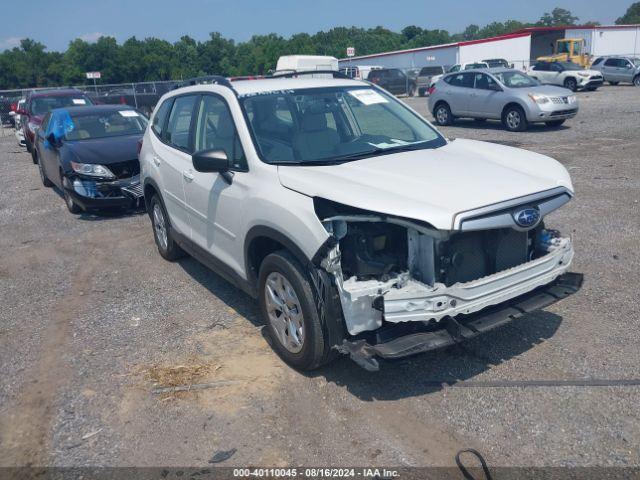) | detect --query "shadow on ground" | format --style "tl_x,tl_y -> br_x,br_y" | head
175,255 -> 564,401
314,311 -> 563,401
